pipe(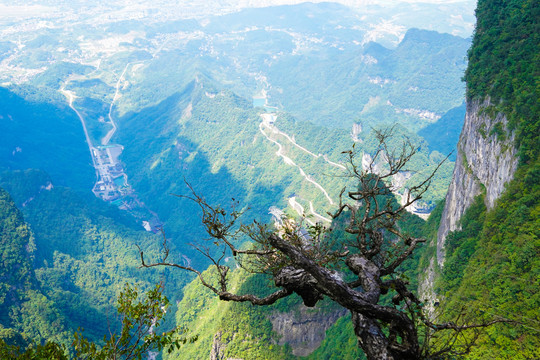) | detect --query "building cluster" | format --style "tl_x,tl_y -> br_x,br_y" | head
91,145 -> 131,201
